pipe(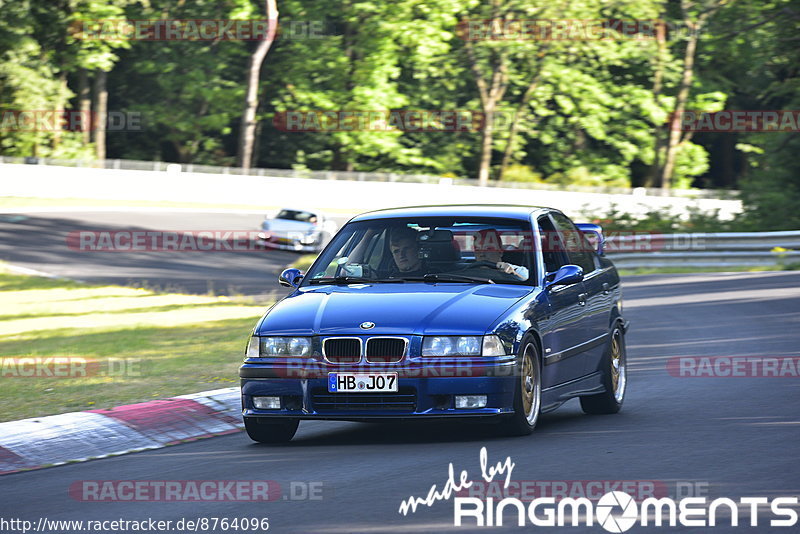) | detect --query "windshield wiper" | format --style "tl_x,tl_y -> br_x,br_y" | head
308,276 -> 403,285
399,274 -> 495,284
